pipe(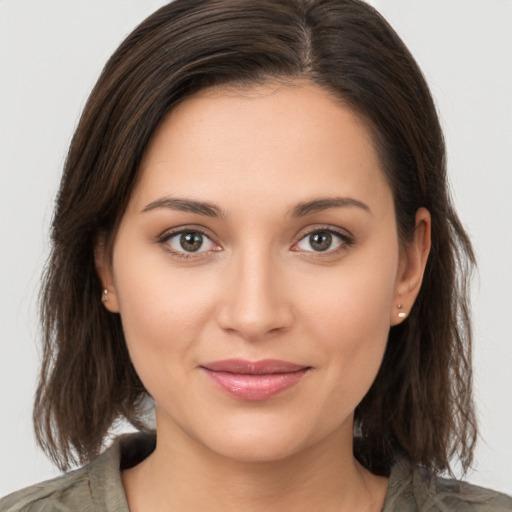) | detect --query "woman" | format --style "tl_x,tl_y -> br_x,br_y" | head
1,0 -> 511,510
